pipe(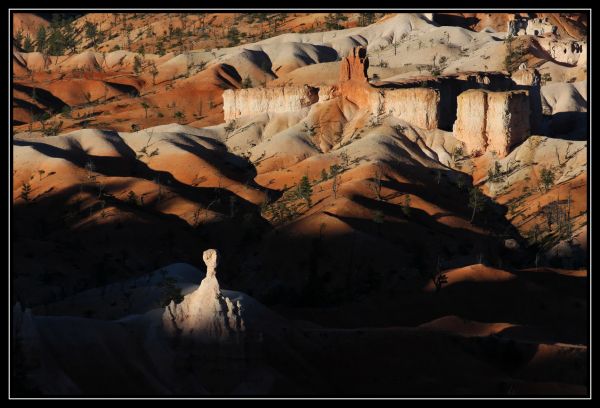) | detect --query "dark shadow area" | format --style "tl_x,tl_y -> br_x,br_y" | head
12,97 -> 48,118
13,83 -> 69,113
431,13 -> 480,31
459,335 -> 540,374
545,112 -> 588,140
216,63 -> 242,88
104,81 -> 140,97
